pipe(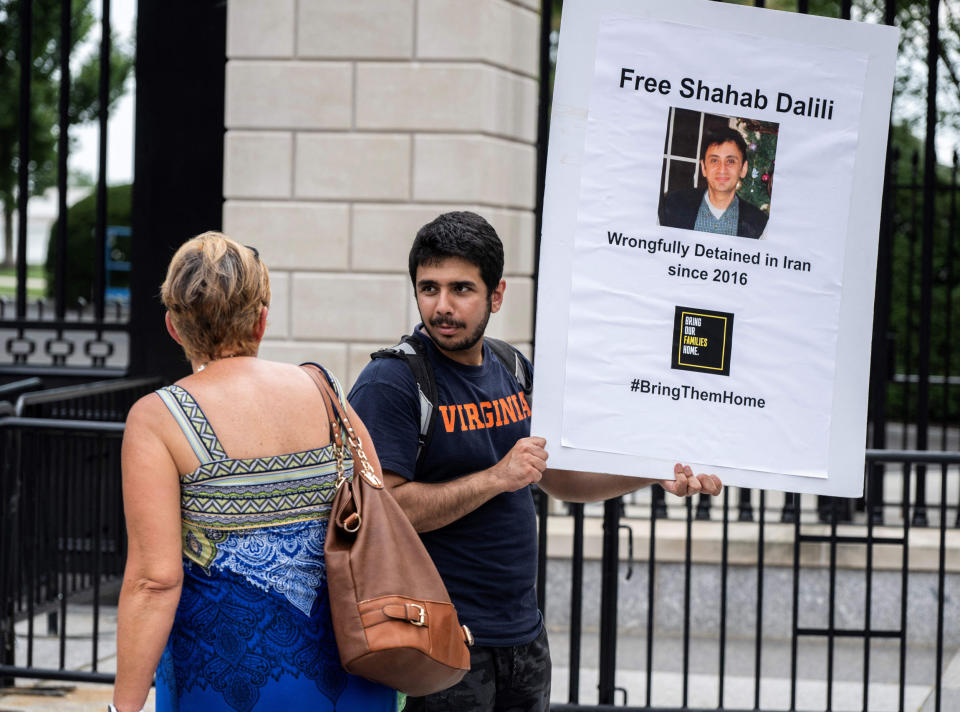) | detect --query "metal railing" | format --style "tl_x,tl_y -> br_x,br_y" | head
14,376 -> 160,420
0,417 -> 125,687
1,420 -> 955,712
536,450 -> 959,712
